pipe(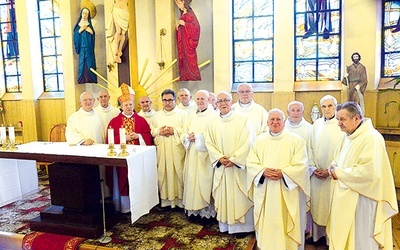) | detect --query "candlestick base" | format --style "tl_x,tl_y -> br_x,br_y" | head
0,141 -> 7,150
107,143 -> 117,156
10,140 -> 17,150
118,143 -> 129,156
